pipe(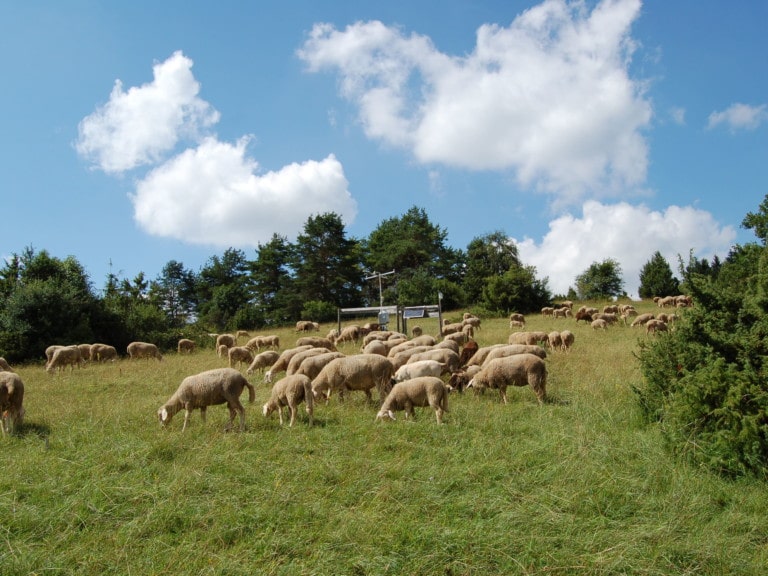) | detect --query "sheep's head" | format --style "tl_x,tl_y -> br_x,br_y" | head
262,403 -> 274,418
158,406 -> 173,427
375,409 -> 396,422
